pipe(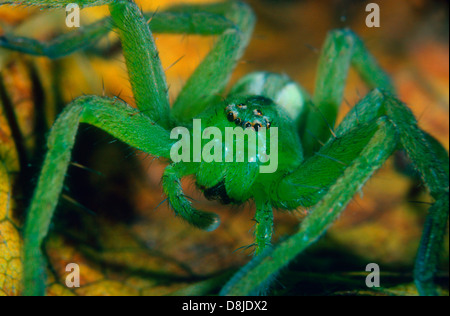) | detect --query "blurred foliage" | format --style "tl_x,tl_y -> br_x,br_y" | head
0,0 -> 448,296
